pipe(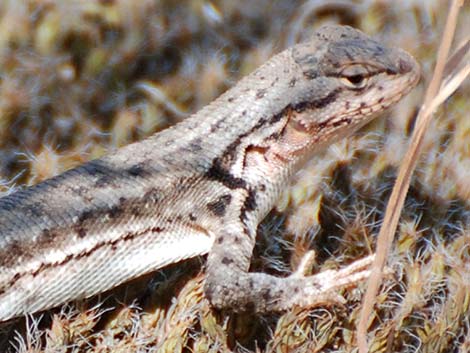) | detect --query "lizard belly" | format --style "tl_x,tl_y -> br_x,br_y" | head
0,228 -> 213,322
